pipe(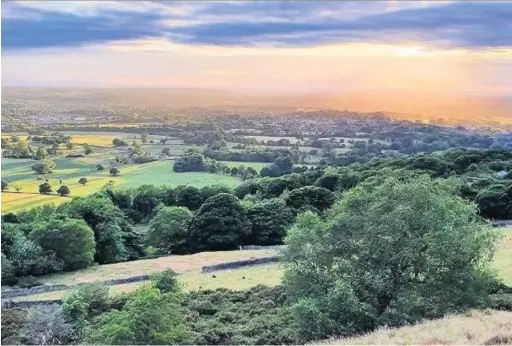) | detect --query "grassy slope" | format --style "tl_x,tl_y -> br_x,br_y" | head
14,227 -> 511,301
317,310 -> 512,345
495,226 -> 512,286
16,263 -> 283,301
